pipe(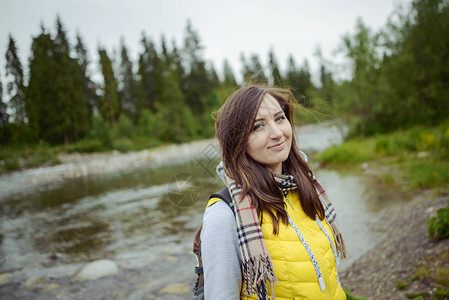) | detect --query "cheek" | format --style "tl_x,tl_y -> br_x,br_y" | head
246,133 -> 266,159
